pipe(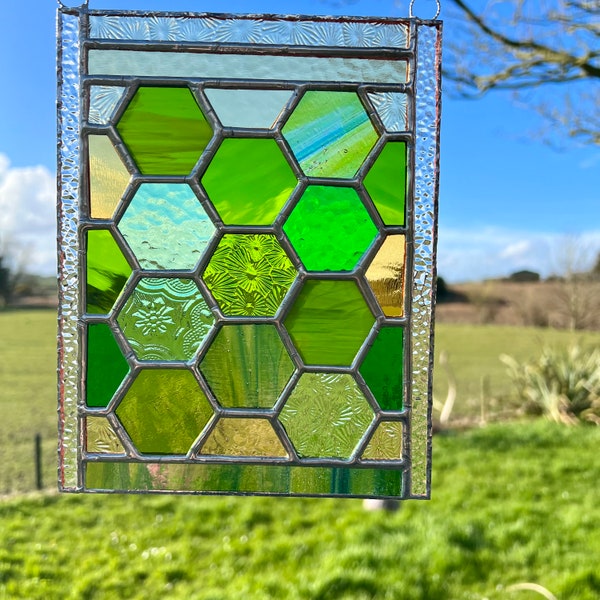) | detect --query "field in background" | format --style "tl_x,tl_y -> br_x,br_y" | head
1,310 -> 600,598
